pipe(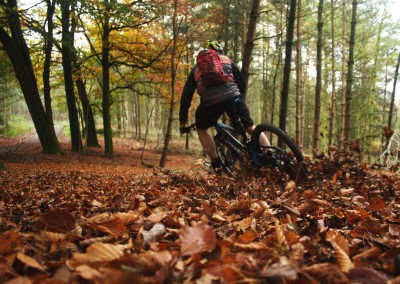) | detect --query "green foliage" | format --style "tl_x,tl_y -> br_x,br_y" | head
0,115 -> 33,137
